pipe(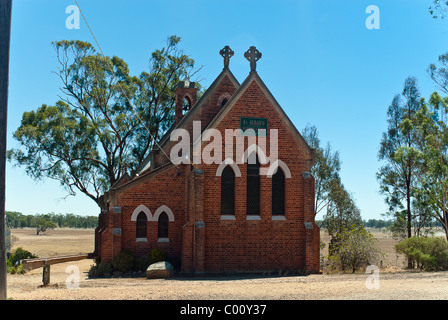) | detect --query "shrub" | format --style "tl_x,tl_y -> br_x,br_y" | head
88,265 -> 98,277
395,236 -> 448,271
89,261 -> 113,278
8,247 -> 37,266
112,250 -> 134,273
135,254 -> 152,272
150,248 -> 167,263
327,225 -> 383,273
7,247 -> 37,274
135,249 -> 167,271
